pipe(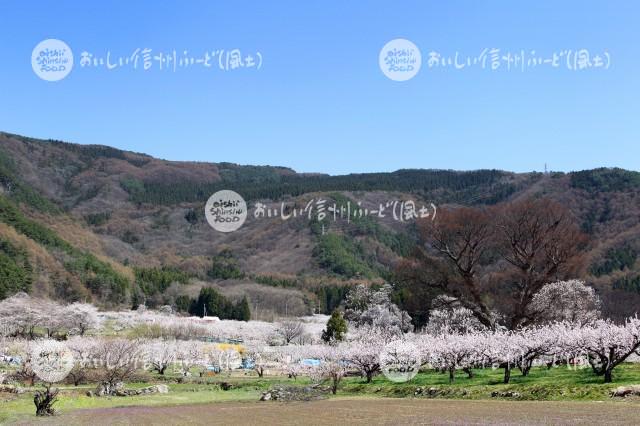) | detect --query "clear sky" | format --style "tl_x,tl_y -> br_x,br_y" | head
0,1 -> 638,175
